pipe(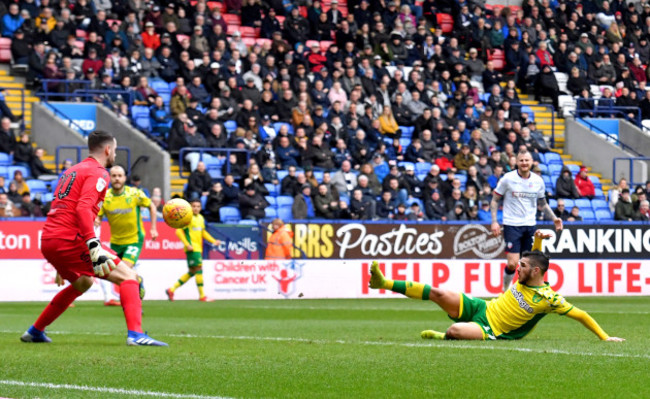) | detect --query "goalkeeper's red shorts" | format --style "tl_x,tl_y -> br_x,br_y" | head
42,238 -> 120,282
